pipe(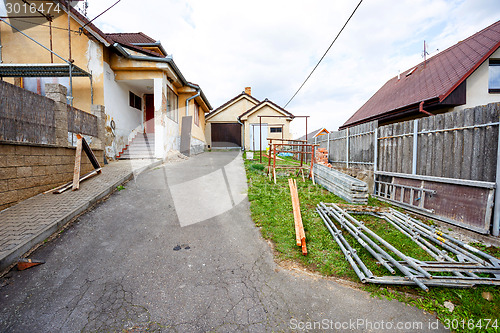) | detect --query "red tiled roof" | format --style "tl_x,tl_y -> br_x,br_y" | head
106,32 -> 156,44
342,20 -> 500,128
